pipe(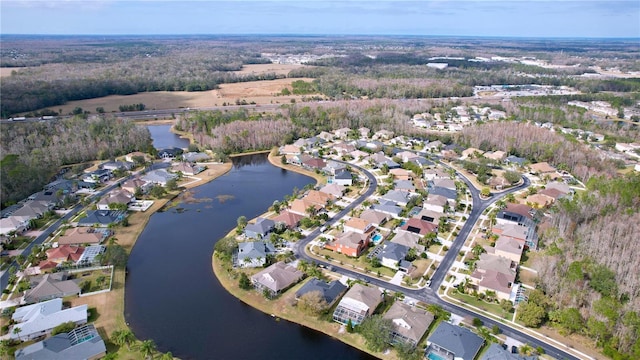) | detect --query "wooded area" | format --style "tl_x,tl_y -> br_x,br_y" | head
0,117 -> 151,206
